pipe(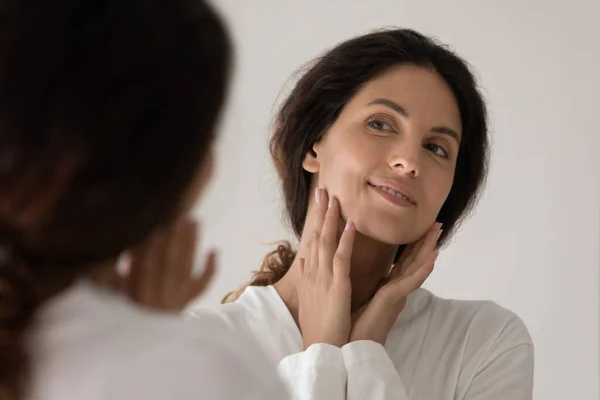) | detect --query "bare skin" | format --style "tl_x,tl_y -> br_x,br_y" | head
122,65 -> 459,346
89,218 -> 216,311
276,189 -> 440,347
275,65 -> 458,346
